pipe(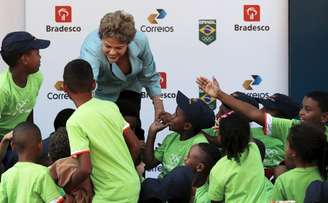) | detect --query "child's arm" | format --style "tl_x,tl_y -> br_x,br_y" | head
197,76 -> 265,126
143,120 -> 168,170
0,131 -> 13,162
123,127 -> 141,165
64,152 -> 92,193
